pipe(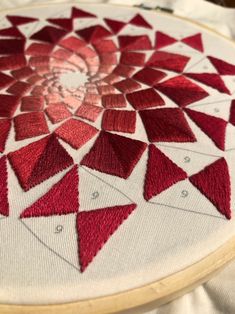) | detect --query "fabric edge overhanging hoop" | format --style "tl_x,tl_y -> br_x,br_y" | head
0,3 -> 234,313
